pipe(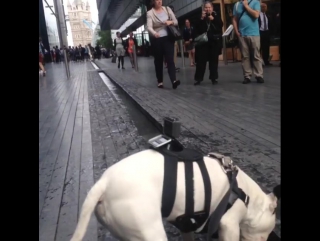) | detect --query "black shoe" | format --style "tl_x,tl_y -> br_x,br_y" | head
256,77 -> 264,83
194,80 -> 201,85
158,83 -> 164,88
242,78 -> 251,84
122,66 -> 125,69
211,79 -> 218,85
172,80 -> 180,89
